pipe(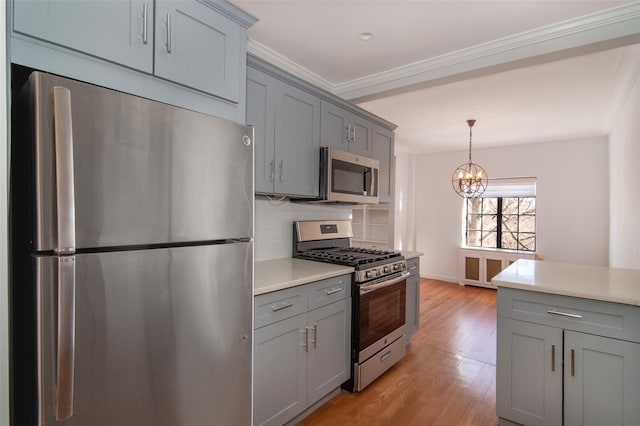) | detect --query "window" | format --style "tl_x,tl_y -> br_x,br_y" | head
466,196 -> 536,251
